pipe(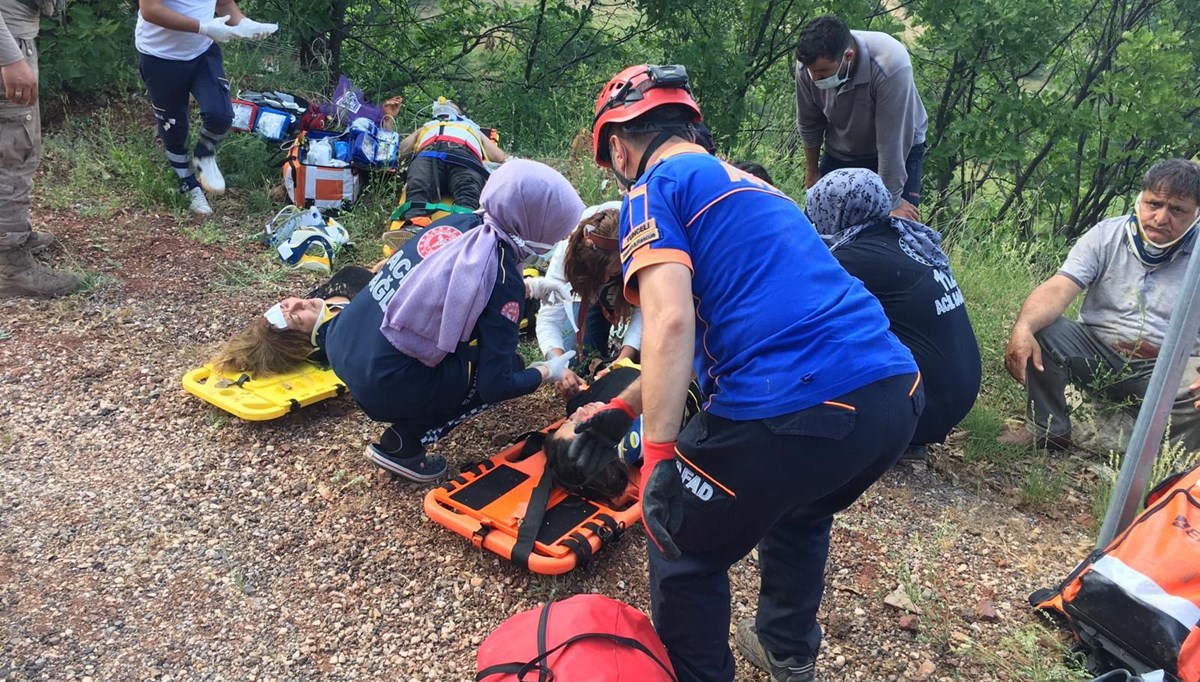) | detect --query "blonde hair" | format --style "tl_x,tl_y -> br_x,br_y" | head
211,317 -> 315,377
562,208 -> 631,322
